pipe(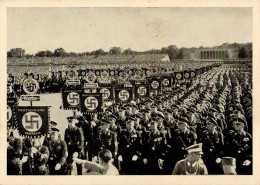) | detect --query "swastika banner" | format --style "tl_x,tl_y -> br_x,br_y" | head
146,77 -> 162,91
61,88 -> 82,110
161,76 -> 172,87
134,84 -> 150,98
81,93 -> 102,114
15,106 -> 49,137
174,72 -> 184,80
115,87 -> 133,103
99,86 -> 114,101
7,98 -> 18,129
